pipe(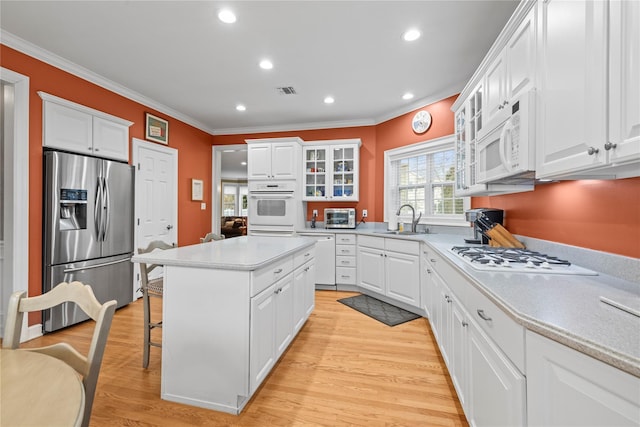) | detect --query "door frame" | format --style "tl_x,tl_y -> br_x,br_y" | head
0,67 -> 30,340
132,138 -> 178,297
211,144 -> 246,236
